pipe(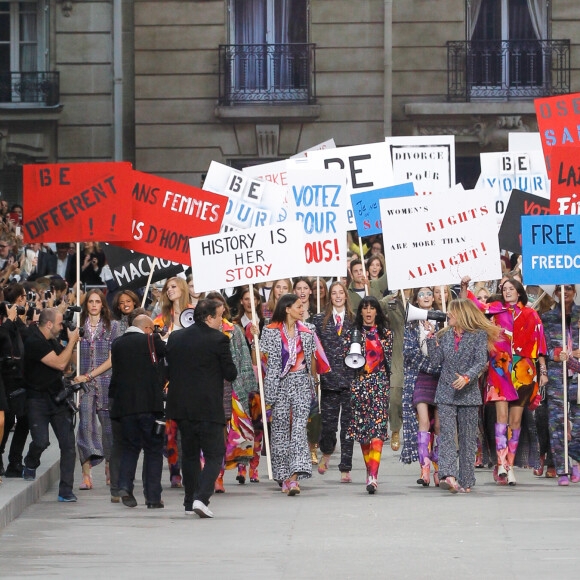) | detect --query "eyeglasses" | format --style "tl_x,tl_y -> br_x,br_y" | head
417,291 -> 433,298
